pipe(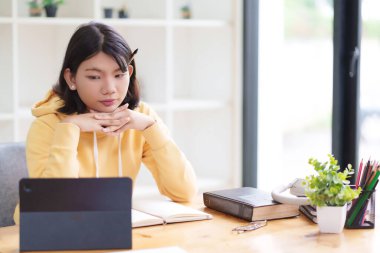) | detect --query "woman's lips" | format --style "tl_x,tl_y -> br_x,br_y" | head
100,99 -> 116,106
